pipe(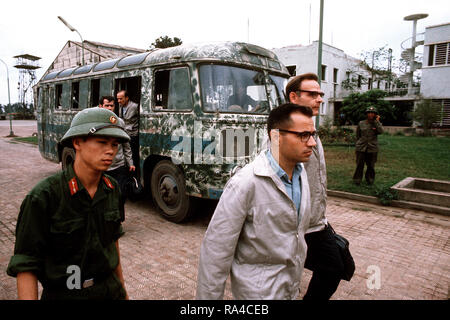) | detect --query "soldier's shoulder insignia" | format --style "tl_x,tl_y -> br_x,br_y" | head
103,176 -> 115,189
69,177 -> 79,195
